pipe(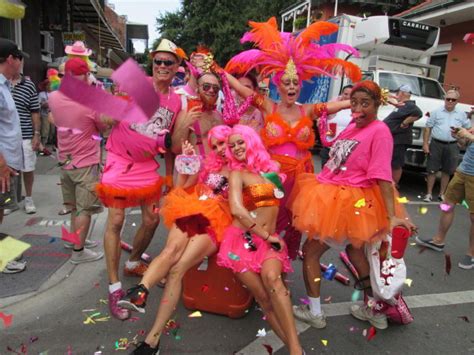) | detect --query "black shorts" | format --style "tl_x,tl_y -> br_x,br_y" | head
426,139 -> 459,174
392,144 -> 407,169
